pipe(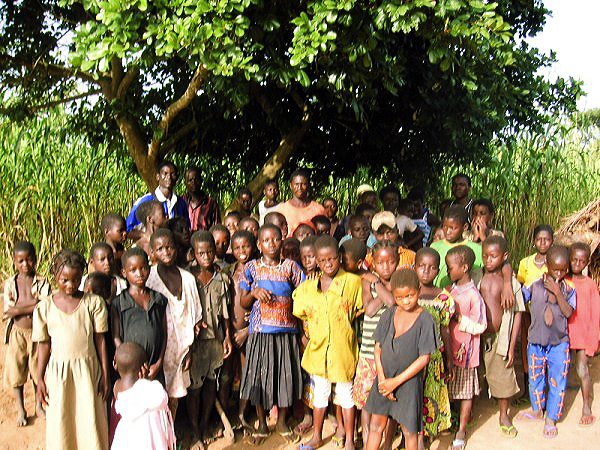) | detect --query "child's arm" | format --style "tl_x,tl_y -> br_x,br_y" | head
457,293 -> 487,336
37,341 -> 51,407
500,262 -> 515,310
373,342 -> 395,401
222,316 -> 233,359
148,313 -> 168,380
94,332 -> 110,400
363,276 -> 394,317
378,354 -> 431,399
506,311 -> 522,368
544,276 -> 574,318
111,304 -> 123,348
441,325 -> 454,378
